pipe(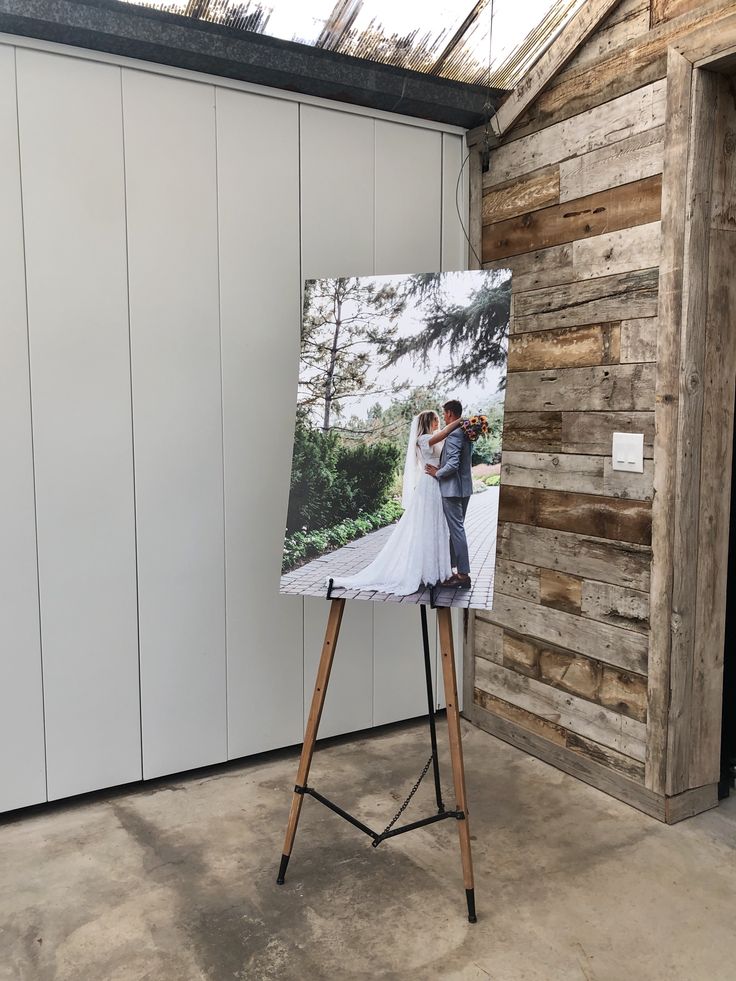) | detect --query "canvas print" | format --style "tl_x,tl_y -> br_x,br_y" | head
280,269 -> 512,610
